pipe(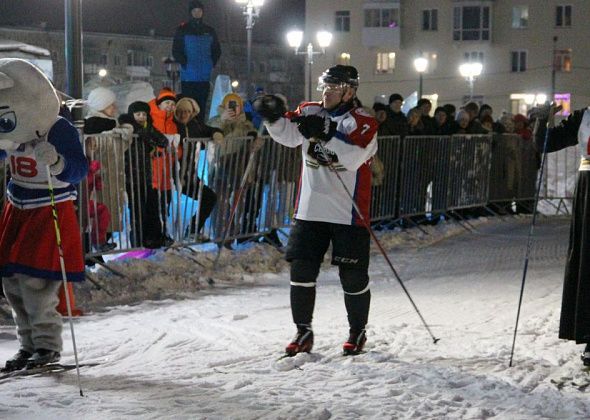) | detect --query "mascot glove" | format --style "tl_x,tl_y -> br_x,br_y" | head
252,95 -> 286,124
292,115 -> 337,141
34,141 -> 64,175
